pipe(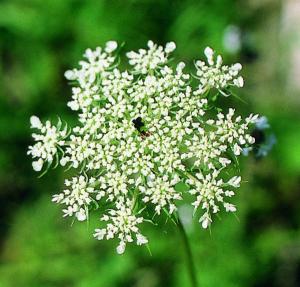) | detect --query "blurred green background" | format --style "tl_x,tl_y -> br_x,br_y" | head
1,0 -> 300,286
